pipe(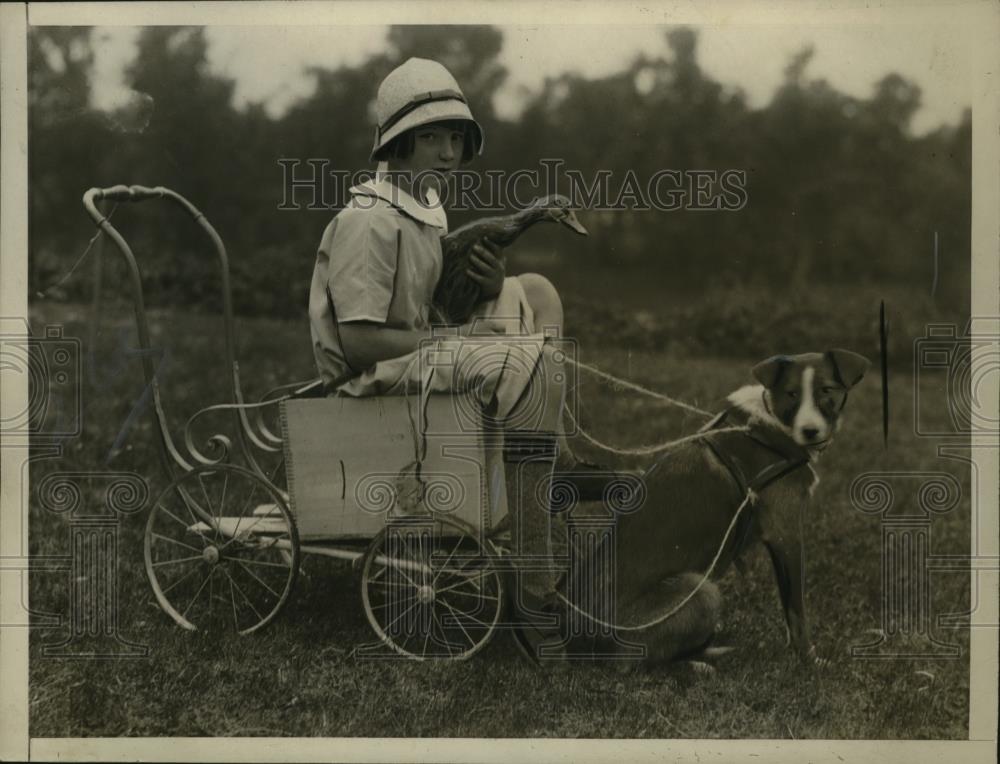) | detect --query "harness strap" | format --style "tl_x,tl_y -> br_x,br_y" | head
702,430 -> 749,495
701,434 -> 758,562
700,409 -> 810,561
